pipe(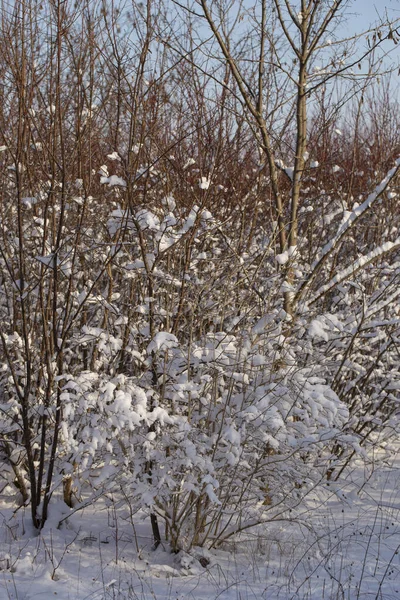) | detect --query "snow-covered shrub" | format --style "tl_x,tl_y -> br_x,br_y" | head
1,0 -> 400,557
